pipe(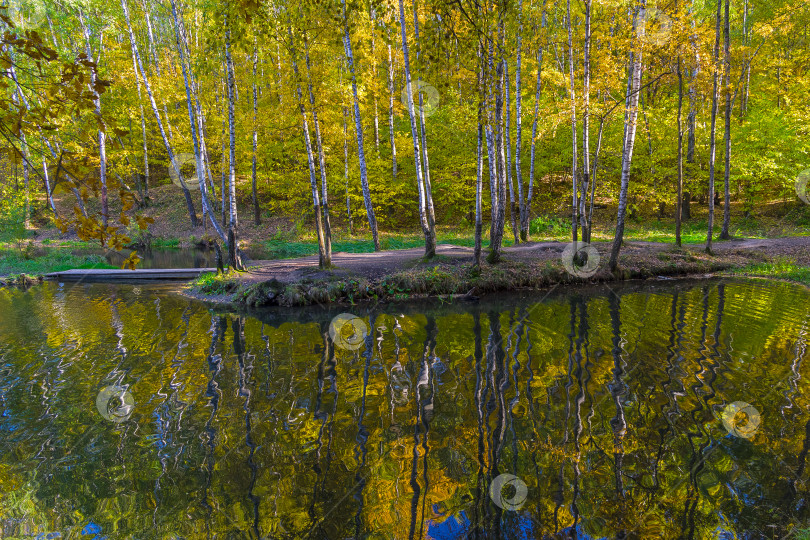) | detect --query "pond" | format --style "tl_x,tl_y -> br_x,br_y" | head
0,279 -> 808,538
71,247 -> 221,269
